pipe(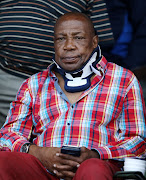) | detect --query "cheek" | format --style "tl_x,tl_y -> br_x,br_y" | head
77,40 -> 94,50
54,41 -> 63,50
79,46 -> 94,56
54,45 -> 63,55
